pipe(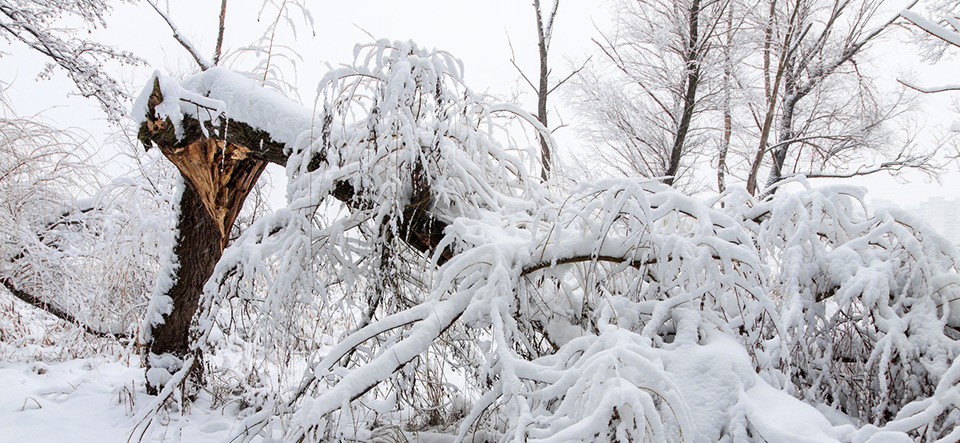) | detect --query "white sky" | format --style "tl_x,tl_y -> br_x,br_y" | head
1,0 -> 957,210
